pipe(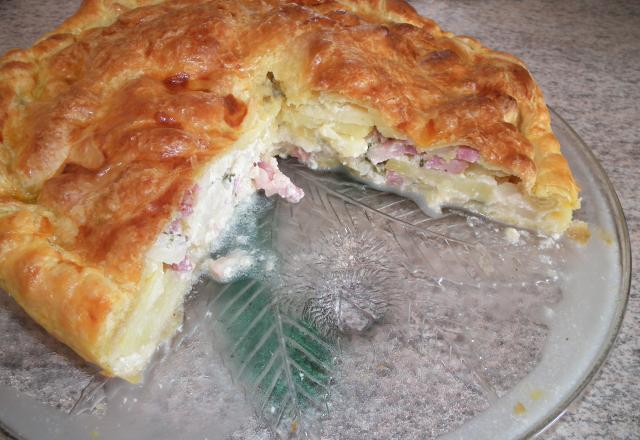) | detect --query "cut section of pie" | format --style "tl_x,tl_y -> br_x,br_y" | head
0,0 -> 580,380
